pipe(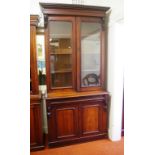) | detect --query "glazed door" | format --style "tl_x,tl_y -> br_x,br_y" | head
77,17 -> 105,91
46,17 -> 76,91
